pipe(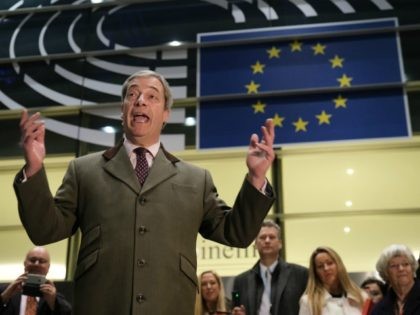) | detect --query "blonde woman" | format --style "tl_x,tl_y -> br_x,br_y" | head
299,246 -> 368,315
195,270 -> 232,315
